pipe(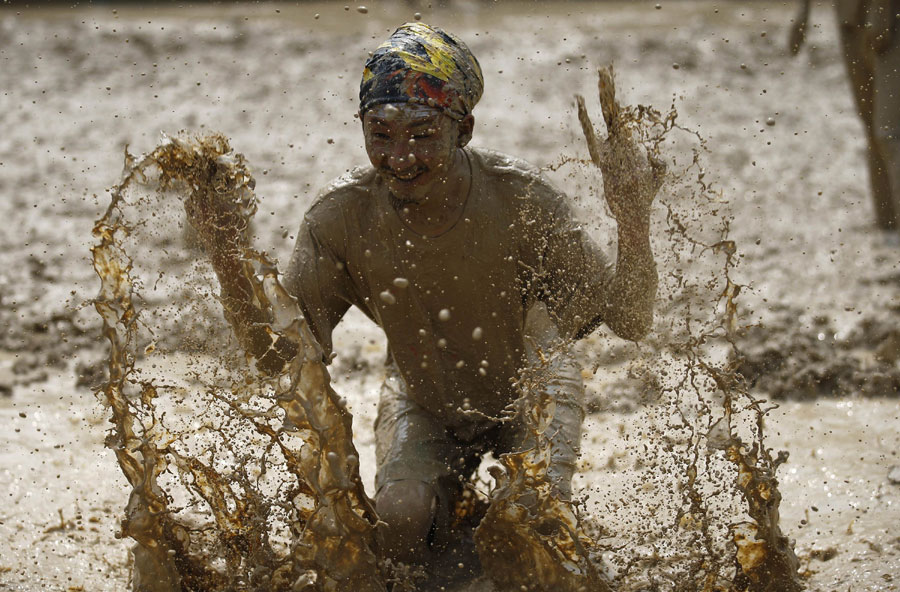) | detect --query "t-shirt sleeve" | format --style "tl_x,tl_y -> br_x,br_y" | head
283,217 -> 354,357
536,196 -> 613,340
